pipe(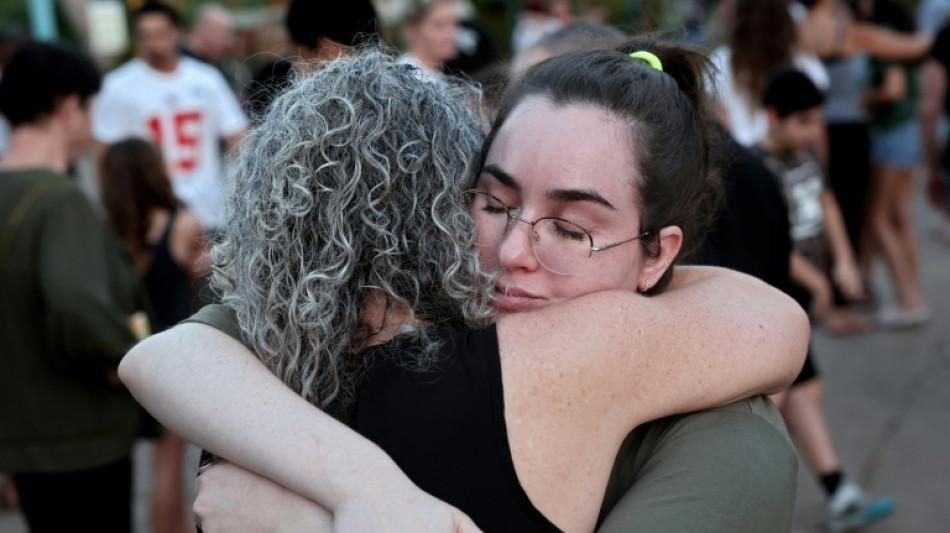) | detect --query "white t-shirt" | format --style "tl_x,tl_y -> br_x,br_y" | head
710,46 -> 829,147
93,57 -> 248,229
